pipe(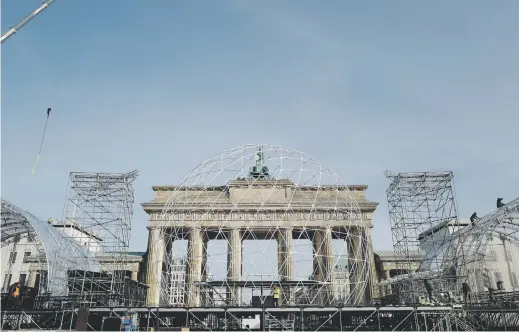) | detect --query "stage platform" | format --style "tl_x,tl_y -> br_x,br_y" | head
2,305 -> 519,331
